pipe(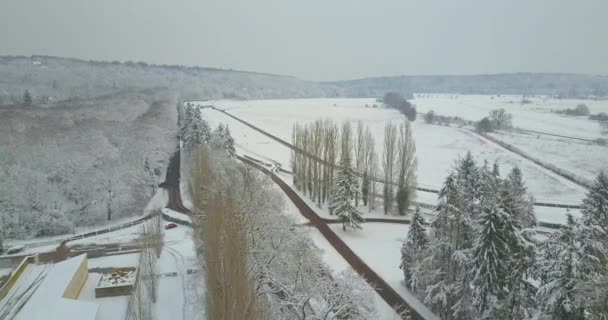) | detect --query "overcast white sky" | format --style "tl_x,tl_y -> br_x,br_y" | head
1,0 -> 607,81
